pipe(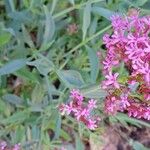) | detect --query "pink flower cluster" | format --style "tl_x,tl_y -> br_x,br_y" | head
101,11 -> 150,120
59,89 -> 100,130
0,141 -> 20,150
